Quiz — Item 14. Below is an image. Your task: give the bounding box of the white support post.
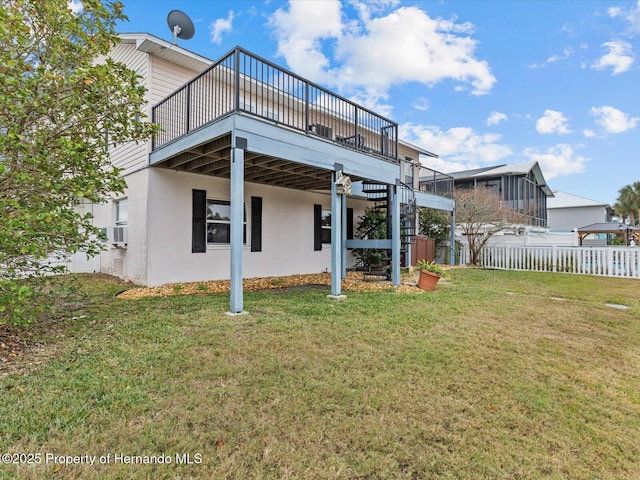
[229,145,245,315]
[391,182,401,286]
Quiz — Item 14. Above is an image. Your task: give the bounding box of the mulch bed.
[117,271,425,299]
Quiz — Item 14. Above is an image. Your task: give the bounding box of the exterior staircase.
[359,180,417,279]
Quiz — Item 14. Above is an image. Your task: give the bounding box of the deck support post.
[341,194,347,279]
[391,181,401,286]
[328,167,345,299]
[449,209,456,265]
[229,144,245,314]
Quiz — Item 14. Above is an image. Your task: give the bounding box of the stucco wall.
[141,168,369,286]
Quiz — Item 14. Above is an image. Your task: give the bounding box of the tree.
[454,188,522,265]
[418,207,450,241]
[616,184,639,226]
[0,0,157,324]
[352,206,388,271]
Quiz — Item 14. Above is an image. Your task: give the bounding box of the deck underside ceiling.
[151,131,371,191]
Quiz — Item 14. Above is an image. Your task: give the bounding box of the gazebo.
[577,222,640,246]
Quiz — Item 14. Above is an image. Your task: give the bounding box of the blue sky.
[113,0,640,205]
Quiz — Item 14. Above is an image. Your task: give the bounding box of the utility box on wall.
[411,235,435,265]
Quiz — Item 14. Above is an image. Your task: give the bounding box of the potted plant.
[416,260,446,290]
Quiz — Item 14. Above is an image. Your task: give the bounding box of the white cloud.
[523,144,588,179]
[607,7,622,18]
[536,110,572,135]
[591,106,639,133]
[413,97,429,112]
[583,129,596,138]
[67,0,83,13]
[486,111,507,126]
[591,40,634,75]
[400,123,512,172]
[210,10,234,44]
[608,0,640,35]
[349,0,401,23]
[268,2,496,110]
[269,1,343,83]
[547,47,574,64]
[529,47,576,69]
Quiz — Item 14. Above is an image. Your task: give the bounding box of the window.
[115,198,128,225]
[321,209,331,244]
[206,199,246,244]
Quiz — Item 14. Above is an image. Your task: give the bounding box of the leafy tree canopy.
[418,207,450,241]
[0,0,157,324]
[614,182,640,226]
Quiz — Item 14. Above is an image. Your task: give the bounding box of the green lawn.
[1,269,639,479]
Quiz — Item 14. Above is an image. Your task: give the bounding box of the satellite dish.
[167,10,194,45]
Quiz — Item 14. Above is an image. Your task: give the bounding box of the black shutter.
[192,189,206,253]
[251,196,262,252]
[347,208,354,240]
[314,204,322,251]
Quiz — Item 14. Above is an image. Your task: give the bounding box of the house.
[547,190,612,232]
[435,161,553,228]
[89,33,454,313]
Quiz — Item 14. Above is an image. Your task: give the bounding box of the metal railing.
[152,47,399,161]
[417,165,454,198]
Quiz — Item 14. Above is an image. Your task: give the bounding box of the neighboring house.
[90,33,454,312]
[547,190,612,232]
[436,161,553,228]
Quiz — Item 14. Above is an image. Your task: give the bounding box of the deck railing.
[417,165,454,198]
[460,244,640,279]
[152,47,399,161]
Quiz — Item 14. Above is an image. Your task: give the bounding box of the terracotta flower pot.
[418,269,441,291]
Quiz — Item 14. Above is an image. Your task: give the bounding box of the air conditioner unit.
[100,226,128,248]
[310,124,333,139]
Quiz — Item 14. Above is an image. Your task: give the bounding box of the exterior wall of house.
[148,56,203,105]
[104,44,206,177]
[103,42,151,176]
[548,206,609,232]
[93,170,150,284]
[140,168,369,286]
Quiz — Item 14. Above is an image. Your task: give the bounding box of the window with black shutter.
[251,196,262,252]
[192,189,206,253]
[314,204,322,251]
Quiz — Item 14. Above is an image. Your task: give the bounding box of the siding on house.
[104,43,206,176]
[102,43,151,175]
[149,56,203,105]
[547,191,611,232]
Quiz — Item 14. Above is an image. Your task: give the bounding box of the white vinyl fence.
[460,245,640,279]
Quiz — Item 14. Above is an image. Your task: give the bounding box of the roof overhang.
[118,33,213,72]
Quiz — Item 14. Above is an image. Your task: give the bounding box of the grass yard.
[1,269,639,479]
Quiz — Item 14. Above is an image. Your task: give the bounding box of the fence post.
[607,248,614,276]
[552,245,557,272]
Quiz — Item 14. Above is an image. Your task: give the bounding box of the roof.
[118,33,213,72]
[398,140,438,158]
[447,161,554,196]
[447,165,502,179]
[577,222,640,233]
[548,191,610,209]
